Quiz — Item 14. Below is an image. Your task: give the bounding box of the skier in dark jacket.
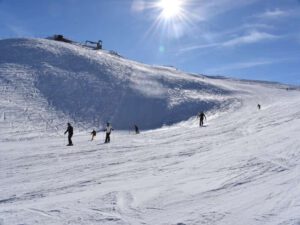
[197,112,207,127]
[90,129,96,141]
[257,104,261,110]
[104,122,113,143]
[64,123,73,146]
[134,124,140,134]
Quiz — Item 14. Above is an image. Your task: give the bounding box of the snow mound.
[0,38,239,131]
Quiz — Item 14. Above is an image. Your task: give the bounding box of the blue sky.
[0,0,299,85]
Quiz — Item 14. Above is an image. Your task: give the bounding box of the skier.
[90,129,96,141]
[104,122,113,143]
[257,104,261,110]
[134,124,140,134]
[64,122,73,146]
[197,111,207,127]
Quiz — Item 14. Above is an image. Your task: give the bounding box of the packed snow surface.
[0,38,300,225]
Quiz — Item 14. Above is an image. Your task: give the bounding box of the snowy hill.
[1,38,300,225]
[0,38,240,133]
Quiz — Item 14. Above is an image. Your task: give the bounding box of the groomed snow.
[0,38,300,225]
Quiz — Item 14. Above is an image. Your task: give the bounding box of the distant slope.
[0,38,240,131]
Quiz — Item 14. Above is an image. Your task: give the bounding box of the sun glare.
[158,0,183,19]
[141,0,193,40]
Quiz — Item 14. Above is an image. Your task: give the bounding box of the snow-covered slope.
[1,38,300,225]
[0,38,239,132]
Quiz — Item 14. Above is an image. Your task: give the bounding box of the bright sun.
[157,0,183,19]
[144,0,190,39]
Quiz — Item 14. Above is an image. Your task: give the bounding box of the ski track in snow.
[0,38,300,225]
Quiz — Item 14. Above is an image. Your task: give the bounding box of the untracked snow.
[0,38,300,225]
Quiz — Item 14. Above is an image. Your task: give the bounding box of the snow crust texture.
[0,38,300,225]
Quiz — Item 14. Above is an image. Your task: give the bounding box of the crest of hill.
[0,38,239,130]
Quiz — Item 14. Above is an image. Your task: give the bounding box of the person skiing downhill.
[104,122,113,143]
[134,124,140,134]
[197,111,207,127]
[257,104,261,110]
[64,123,73,146]
[90,129,96,141]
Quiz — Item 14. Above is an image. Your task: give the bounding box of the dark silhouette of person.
[197,112,207,127]
[104,122,113,143]
[257,104,261,110]
[91,129,96,141]
[64,123,73,146]
[134,125,140,134]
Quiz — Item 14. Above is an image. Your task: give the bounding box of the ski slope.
[1,38,300,225]
[0,38,238,131]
